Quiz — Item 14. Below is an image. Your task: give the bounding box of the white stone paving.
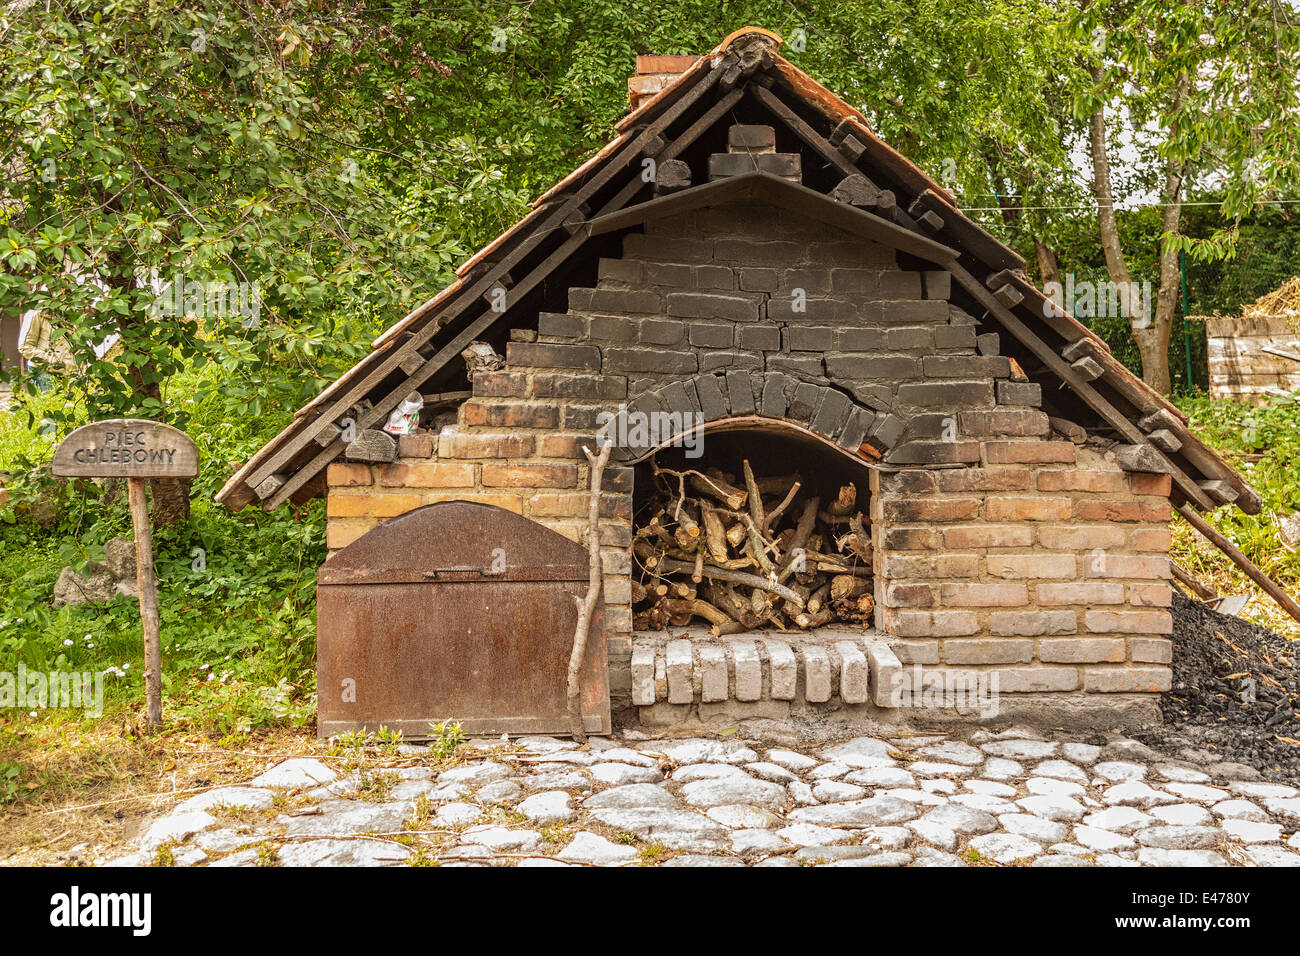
[99,729,1300,867]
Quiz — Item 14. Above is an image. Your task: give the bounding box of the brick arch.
[606,370,888,464]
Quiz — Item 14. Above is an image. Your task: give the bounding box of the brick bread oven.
[219,28,1263,735]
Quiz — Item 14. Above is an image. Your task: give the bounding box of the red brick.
[986,553,1076,579]
[991,667,1079,692]
[1129,472,1172,496]
[941,582,1029,607]
[989,610,1077,636]
[326,519,376,549]
[882,553,982,579]
[1036,470,1125,492]
[327,463,372,487]
[882,497,981,522]
[985,497,1071,522]
[537,433,596,459]
[883,528,944,551]
[942,525,1034,549]
[1082,665,1171,693]
[1129,638,1173,664]
[461,401,560,428]
[377,462,475,488]
[396,433,437,459]
[1084,609,1174,634]
[889,610,980,638]
[326,493,423,518]
[1085,554,1170,580]
[934,467,1031,492]
[1036,582,1124,606]
[958,408,1051,437]
[943,639,1034,665]
[1076,499,1171,522]
[1038,638,1126,663]
[481,462,578,488]
[439,433,535,459]
[1037,525,1127,551]
[984,441,1076,464]
[884,583,934,608]
[1129,527,1172,552]
[472,370,531,398]
[1128,584,1173,607]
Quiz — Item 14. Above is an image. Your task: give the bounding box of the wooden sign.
[52,419,199,729]
[52,419,199,478]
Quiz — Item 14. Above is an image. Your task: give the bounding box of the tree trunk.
[1034,241,1061,288]
[1148,73,1192,397]
[1087,71,1139,326]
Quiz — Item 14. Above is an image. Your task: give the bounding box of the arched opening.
[630,417,876,637]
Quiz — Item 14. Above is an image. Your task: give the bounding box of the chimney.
[628,55,701,110]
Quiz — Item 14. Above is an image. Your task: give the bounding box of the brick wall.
[322,199,1174,715]
[873,445,1173,700]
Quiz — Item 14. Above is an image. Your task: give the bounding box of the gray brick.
[922,270,951,299]
[603,347,697,374]
[507,341,601,370]
[837,328,881,351]
[537,311,585,338]
[738,267,780,292]
[767,353,824,376]
[896,380,995,408]
[688,321,735,348]
[868,413,904,447]
[532,372,627,400]
[787,382,824,423]
[761,373,790,417]
[699,350,763,371]
[997,380,1042,407]
[878,300,949,325]
[644,262,693,287]
[883,326,935,351]
[713,238,805,266]
[887,440,983,464]
[695,265,735,290]
[728,124,776,150]
[976,332,1001,356]
[641,318,687,346]
[767,296,838,322]
[587,288,661,314]
[830,268,880,294]
[879,271,923,298]
[622,234,713,261]
[724,370,756,414]
[825,354,919,380]
[597,257,644,284]
[922,355,1011,378]
[934,324,978,349]
[588,314,640,343]
[628,391,666,418]
[738,324,781,351]
[693,374,729,421]
[666,292,762,322]
[785,326,834,352]
[659,378,701,416]
[812,388,851,436]
[836,406,875,450]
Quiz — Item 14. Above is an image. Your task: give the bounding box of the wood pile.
[632,458,873,635]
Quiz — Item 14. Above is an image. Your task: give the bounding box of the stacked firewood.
[632,458,873,636]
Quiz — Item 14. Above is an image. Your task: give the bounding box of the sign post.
[52,419,199,728]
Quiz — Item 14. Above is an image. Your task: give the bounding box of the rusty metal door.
[317,501,609,738]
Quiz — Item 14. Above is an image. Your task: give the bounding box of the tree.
[0,0,447,523]
[1067,0,1300,394]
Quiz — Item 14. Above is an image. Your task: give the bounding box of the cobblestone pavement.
[103,728,1300,867]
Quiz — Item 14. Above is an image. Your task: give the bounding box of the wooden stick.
[1170,560,1218,601]
[654,556,804,606]
[567,442,611,742]
[128,477,162,729]
[1176,504,1300,625]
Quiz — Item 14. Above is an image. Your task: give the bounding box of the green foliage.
[427,719,466,761]
[1174,393,1300,590]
